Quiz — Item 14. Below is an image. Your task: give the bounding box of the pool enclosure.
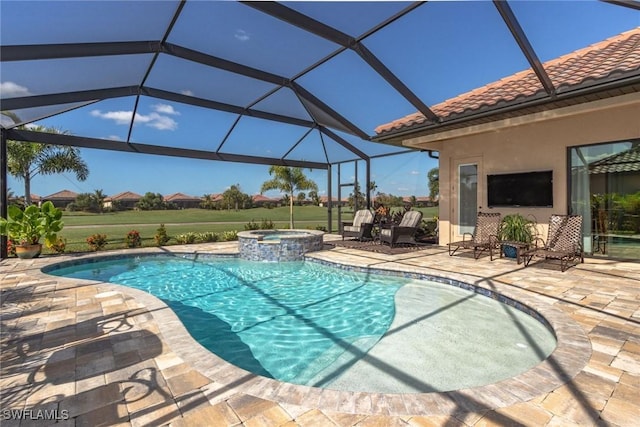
[1,1,639,259]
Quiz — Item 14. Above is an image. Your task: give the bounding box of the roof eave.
[373,73,640,144]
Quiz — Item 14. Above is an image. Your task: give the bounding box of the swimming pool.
[44,254,557,393]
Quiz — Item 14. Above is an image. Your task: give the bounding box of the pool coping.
[34,247,592,417]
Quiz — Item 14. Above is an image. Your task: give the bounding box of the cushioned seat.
[341,209,374,241]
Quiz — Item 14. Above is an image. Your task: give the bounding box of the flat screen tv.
[487,170,553,207]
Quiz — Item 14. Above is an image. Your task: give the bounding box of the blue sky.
[2,1,637,200]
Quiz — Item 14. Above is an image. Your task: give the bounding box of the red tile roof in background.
[376,28,640,135]
[164,192,200,202]
[42,189,78,200]
[105,191,143,201]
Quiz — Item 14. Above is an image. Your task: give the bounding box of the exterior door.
[451,157,482,241]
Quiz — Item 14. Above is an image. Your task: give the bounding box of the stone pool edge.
[35,248,591,417]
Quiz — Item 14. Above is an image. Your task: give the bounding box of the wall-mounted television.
[487,170,553,207]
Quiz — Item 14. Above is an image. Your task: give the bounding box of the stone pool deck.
[1,237,639,426]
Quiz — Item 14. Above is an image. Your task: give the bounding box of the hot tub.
[237,229,324,261]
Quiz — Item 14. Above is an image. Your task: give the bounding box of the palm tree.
[7,126,89,205]
[93,189,106,213]
[261,166,318,229]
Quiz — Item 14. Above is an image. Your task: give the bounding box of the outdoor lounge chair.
[379,210,423,248]
[341,209,374,241]
[448,212,501,260]
[522,214,584,272]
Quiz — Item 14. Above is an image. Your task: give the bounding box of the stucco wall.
[403,94,640,245]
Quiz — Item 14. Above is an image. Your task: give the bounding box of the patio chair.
[341,209,374,241]
[522,214,584,272]
[379,210,423,248]
[448,212,501,260]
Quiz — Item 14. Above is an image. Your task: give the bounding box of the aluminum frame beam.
[5,129,329,170]
[243,1,439,123]
[493,0,556,96]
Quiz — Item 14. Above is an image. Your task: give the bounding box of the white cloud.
[410,170,420,175]
[397,187,409,191]
[152,103,180,115]
[107,135,122,141]
[1,81,31,97]
[234,29,250,42]
[1,114,16,127]
[181,89,194,96]
[90,109,178,131]
[91,109,133,125]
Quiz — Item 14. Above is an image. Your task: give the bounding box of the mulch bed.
[326,239,436,255]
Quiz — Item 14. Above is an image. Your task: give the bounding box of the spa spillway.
[237,229,324,261]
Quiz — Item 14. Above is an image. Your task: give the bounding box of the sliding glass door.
[570,140,640,259]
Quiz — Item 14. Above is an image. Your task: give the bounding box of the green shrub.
[314,225,327,232]
[197,232,219,243]
[221,230,238,241]
[154,224,170,246]
[260,219,275,230]
[244,220,260,231]
[125,230,142,248]
[174,232,198,244]
[87,234,108,251]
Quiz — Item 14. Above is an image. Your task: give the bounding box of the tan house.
[375,29,640,259]
[164,192,202,209]
[104,191,143,210]
[42,190,78,208]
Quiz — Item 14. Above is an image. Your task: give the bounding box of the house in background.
[42,190,78,208]
[164,192,202,209]
[252,194,280,208]
[375,29,640,260]
[104,191,143,210]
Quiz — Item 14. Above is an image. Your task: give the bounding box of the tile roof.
[164,192,201,202]
[106,191,143,201]
[252,194,279,203]
[43,189,78,199]
[375,28,640,136]
[589,144,640,174]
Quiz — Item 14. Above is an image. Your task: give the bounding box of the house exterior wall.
[401,94,640,245]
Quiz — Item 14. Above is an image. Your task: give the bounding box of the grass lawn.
[32,206,439,255]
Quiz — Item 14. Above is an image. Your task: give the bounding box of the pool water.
[46,255,557,392]
[49,256,404,384]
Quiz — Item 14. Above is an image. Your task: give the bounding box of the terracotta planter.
[15,243,42,259]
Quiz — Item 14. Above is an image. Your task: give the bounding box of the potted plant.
[499,214,536,258]
[0,201,64,259]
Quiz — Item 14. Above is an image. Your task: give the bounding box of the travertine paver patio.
[1,237,639,426]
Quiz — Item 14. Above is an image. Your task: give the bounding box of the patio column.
[365,158,371,209]
[1,129,7,259]
[327,164,332,233]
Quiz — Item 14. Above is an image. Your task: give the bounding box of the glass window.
[570,140,640,260]
[459,164,478,235]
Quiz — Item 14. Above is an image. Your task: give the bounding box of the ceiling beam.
[291,82,369,140]
[5,128,328,169]
[163,42,289,86]
[493,0,556,96]
[600,0,640,11]
[352,43,439,123]
[241,1,354,47]
[318,126,370,161]
[2,86,140,110]
[143,87,315,128]
[2,85,317,129]
[244,1,439,125]
[0,41,160,62]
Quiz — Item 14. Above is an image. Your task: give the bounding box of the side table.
[499,241,531,264]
